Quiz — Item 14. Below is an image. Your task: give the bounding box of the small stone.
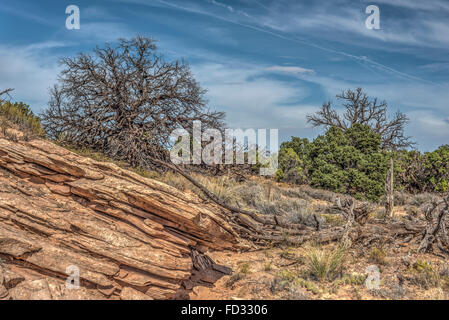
[120,287,153,300]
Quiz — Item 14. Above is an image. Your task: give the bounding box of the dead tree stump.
[385,157,394,219]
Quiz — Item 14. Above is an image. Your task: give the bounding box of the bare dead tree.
[41,36,225,168]
[307,88,414,150]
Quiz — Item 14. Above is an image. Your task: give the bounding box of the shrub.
[368,247,387,265]
[270,277,289,293]
[408,193,435,207]
[423,145,449,192]
[394,191,411,206]
[334,273,366,286]
[278,124,388,201]
[278,269,297,282]
[0,101,45,137]
[276,147,307,184]
[284,204,309,224]
[237,262,251,274]
[287,285,310,300]
[408,260,440,289]
[226,273,244,288]
[264,262,272,272]
[292,278,320,295]
[395,146,449,194]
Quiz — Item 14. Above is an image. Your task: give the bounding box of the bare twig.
[0,88,13,103]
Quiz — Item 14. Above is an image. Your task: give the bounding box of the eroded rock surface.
[0,137,240,300]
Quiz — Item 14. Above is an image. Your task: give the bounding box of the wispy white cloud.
[191,62,313,129]
[1,0,446,150]
[82,6,120,20]
[258,1,449,50]
[0,2,55,26]
[23,41,76,51]
[367,0,449,12]
[114,0,447,148]
[209,0,234,13]
[266,65,315,75]
[208,0,251,18]
[407,110,449,150]
[0,44,61,112]
[420,62,449,72]
[142,0,435,85]
[64,22,135,42]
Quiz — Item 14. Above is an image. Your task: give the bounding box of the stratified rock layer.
[0,137,240,300]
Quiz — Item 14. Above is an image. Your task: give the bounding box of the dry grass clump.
[278,187,312,201]
[236,261,252,274]
[408,260,441,289]
[368,246,388,265]
[264,262,272,271]
[335,273,366,286]
[273,270,320,296]
[321,213,345,226]
[405,205,421,219]
[304,244,347,282]
[1,120,19,142]
[225,273,245,288]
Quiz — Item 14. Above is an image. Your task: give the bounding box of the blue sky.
[1,0,448,151]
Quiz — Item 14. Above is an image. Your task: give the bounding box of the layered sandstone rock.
[0,136,240,300]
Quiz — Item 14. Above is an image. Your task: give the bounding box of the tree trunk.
[385,157,394,219]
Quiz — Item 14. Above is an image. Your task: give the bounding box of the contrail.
[155,0,437,85]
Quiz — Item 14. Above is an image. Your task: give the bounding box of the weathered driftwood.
[159,159,449,257]
[151,153,447,254]
[418,196,449,254]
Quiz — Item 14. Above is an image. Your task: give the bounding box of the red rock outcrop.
[0,136,241,300]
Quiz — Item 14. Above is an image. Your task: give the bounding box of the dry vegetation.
[1,84,448,300]
[0,101,45,138]
[154,172,449,300]
[43,143,449,299]
[1,110,448,300]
